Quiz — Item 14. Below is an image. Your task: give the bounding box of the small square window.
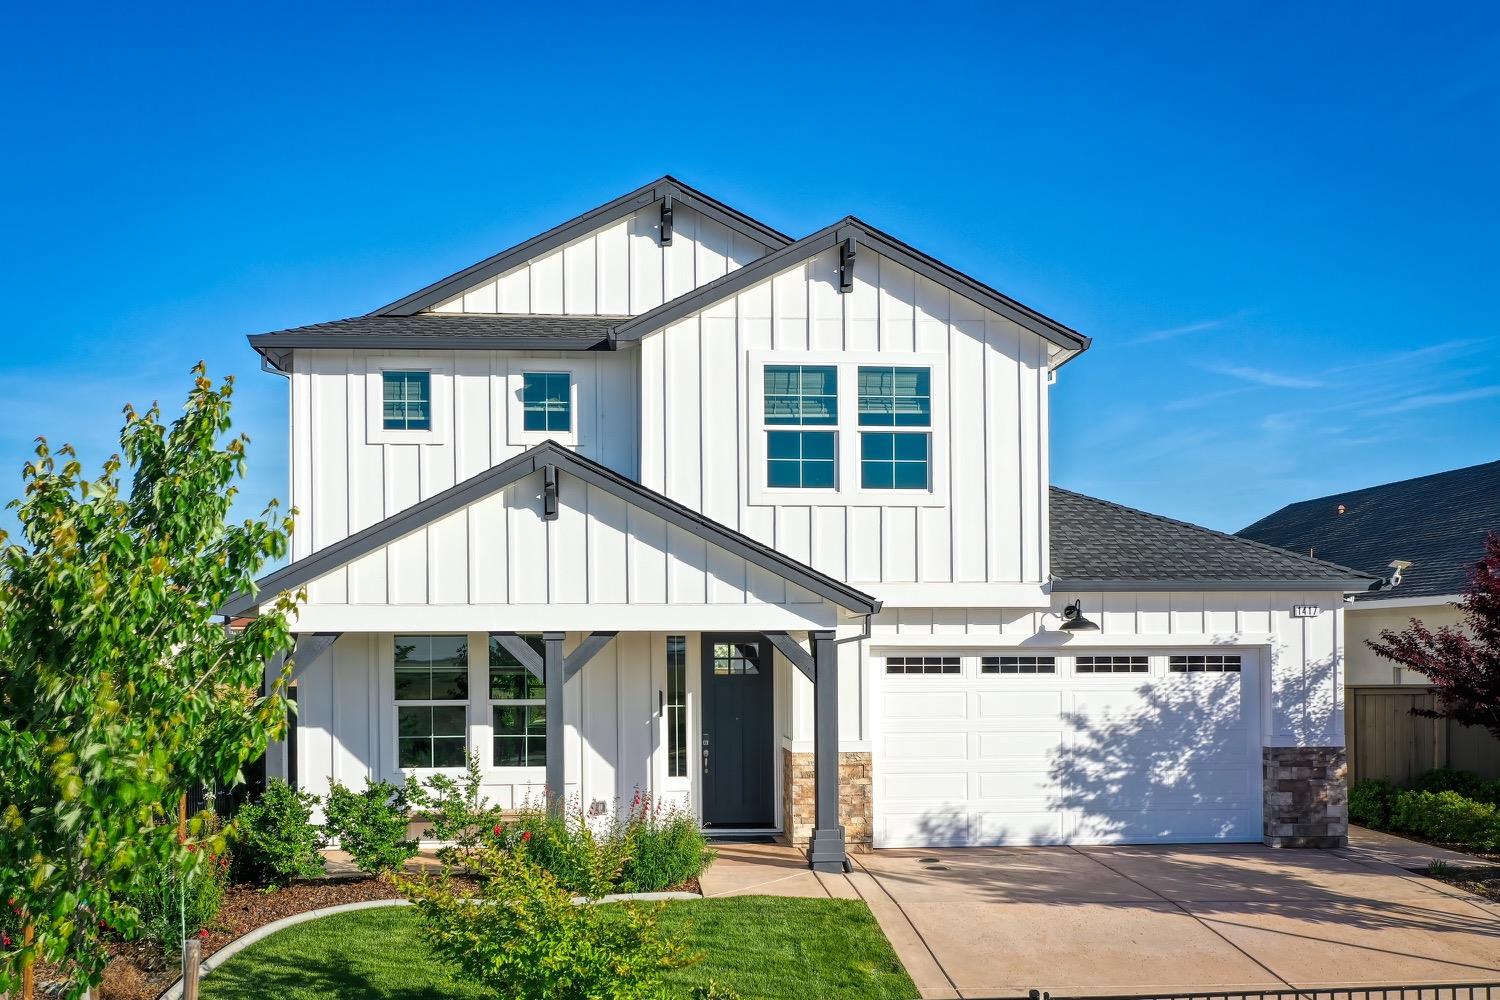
[522,372,572,433]
[382,371,431,431]
[861,431,930,490]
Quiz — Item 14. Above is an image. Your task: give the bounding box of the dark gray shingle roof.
[1238,460,1500,601]
[1051,486,1373,590]
[249,314,623,369]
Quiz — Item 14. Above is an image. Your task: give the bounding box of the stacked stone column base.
[1263,746,1348,848]
[782,750,872,850]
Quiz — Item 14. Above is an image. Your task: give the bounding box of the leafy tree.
[1369,532,1500,739]
[0,366,299,998]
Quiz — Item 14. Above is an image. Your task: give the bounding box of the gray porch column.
[543,631,566,815]
[807,629,846,873]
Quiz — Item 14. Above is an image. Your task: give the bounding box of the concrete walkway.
[699,832,1500,1000]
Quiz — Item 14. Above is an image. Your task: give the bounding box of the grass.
[200,897,916,1000]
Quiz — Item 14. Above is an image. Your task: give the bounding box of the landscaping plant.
[324,778,419,875]
[410,754,504,865]
[618,793,715,893]
[500,797,631,898]
[1350,769,1500,852]
[233,778,326,885]
[395,842,693,1000]
[1348,777,1398,828]
[0,366,299,999]
[122,837,233,956]
[1369,532,1500,739]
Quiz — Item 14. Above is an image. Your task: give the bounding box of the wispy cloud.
[1380,385,1500,414]
[1205,364,1325,389]
[1130,316,1231,346]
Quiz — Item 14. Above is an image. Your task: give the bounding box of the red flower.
[492,824,503,837]
[199,929,209,939]
[2,933,11,947]
[521,831,532,842]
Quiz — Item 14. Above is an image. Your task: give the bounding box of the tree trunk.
[20,922,34,1000]
[182,937,201,1000]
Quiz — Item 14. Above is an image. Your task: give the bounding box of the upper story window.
[382,371,432,431]
[858,366,931,490]
[763,365,837,489]
[522,372,572,433]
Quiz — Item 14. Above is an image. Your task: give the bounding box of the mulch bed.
[39,871,701,1000]
[1423,865,1500,903]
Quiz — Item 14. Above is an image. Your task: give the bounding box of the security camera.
[1388,560,1412,587]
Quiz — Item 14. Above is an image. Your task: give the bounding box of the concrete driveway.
[852,832,1500,999]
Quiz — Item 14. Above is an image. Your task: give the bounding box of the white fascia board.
[869,582,1052,608]
[868,632,1277,650]
[286,603,840,633]
[1351,593,1462,611]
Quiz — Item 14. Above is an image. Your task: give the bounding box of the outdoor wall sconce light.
[1058,600,1100,632]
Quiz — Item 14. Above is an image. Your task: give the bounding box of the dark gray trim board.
[373,176,791,317]
[219,441,881,618]
[611,217,1092,359]
[1052,578,1377,594]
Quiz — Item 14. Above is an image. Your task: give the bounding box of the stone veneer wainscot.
[783,750,872,849]
[1263,746,1348,848]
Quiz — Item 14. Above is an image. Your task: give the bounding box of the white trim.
[364,356,452,445]
[869,583,1051,607]
[504,358,594,448]
[290,604,841,633]
[1352,593,1462,610]
[869,632,1277,650]
[746,350,950,508]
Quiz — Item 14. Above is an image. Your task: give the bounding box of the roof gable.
[221,441,880,618]
[1051,486,1376,591]
[373,177,791,317]
[1238,459,1500,601]
[611,216,1091,361]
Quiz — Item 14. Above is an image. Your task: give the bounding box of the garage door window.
[885,655,959,675]
[981,655,1056,675]
[1170,654,1241,672]
[1075,655,1148,674]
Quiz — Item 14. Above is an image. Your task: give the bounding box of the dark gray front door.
[701,634,775,828]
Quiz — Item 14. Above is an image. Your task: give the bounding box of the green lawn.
[200,897,917,1000]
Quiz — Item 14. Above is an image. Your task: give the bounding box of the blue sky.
[2,2,1496,544]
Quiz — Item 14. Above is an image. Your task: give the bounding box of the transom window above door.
[522,372,572,433]
[712,642,761,675]
[382,371,432,431]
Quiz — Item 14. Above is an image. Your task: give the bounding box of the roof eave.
[1052,577,1379,594]
[248,332,616,372]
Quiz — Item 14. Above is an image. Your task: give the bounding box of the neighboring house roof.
[220,441,882,619]
[611,216,1091,361]
[1050,486,1376,592]
[372,175,791,317]
[249,314,621,371]
[1238,459,1500,603]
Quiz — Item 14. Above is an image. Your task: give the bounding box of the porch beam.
[807,629,846,873]
[543,631,565,815]
[764,631,815,682]
[291,632,341,682]
[563,631,619,682]
[491,632,544,682]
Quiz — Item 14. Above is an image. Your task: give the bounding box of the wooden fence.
[1346,685,1500,786]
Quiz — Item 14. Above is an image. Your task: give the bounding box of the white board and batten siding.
[428,202,769,318]
[867,592,1347,847]
[638,244,1052,602]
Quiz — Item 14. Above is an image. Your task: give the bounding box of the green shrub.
[498,798,630,899]
[1413,767,1500,806]
[1390,789,1500,851]
[395,842,693,1000]
[619,794,715,893]
[233,779,326,885]
[409,754,504,865]
[121,838,232,956]
[1349,778,1398,828]
[690,983,743,1000]
[324,778,419,875]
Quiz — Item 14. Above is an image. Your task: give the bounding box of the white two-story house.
[225,177,1374,871]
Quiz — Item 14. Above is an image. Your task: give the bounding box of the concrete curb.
[155,889,703,999]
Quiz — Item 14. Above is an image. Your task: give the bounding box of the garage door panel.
[875,648,1263,848]
[976,690,1064,718]
[881,691,967,722]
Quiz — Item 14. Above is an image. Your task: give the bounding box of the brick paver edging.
[156,890,701,999]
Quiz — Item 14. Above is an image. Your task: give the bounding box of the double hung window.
[489,635,547,767]
[764,365,837,489]
[395,635,468,768]
[858,366,931,490]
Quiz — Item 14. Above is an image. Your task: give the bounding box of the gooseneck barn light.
[1059,600,1100,632]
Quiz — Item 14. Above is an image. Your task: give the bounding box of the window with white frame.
[1169,654,1242,673]
[521,372,572,433]
[982,655,1056,674]
[858,366,931,489]
[382,371,432,430]
[1074,654,1149,674]
[885,655,960,675]
[489,635,546,767]
[763,364,838,489]
[394,635,468,768]
[666,636,687,778]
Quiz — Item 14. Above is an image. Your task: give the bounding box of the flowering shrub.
[120,828,233,956]
[619,792,714,893]
[409,754,505,865]
[323,778,419,875]
[395,842,693,1000]
[498,798,630,899]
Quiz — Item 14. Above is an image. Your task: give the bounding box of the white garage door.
[873,649,1263,847]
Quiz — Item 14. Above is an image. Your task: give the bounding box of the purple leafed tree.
[1368,533,1500,740]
